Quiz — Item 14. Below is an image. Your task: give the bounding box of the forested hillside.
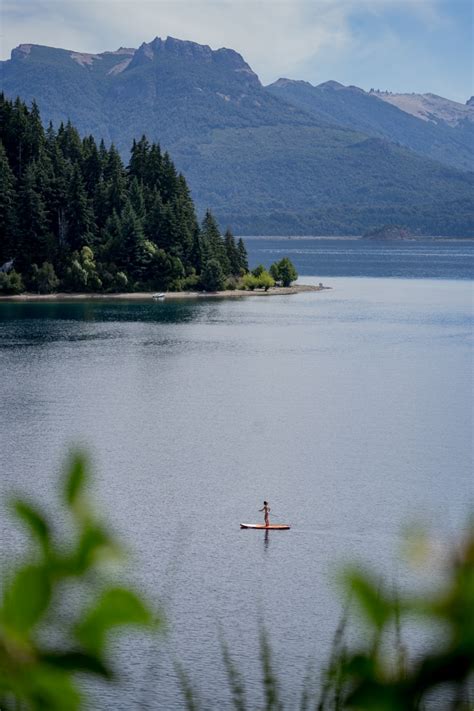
[266,79,474,172]
[0,95,248,294]
[2,38,474,236]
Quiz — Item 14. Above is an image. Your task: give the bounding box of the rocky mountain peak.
[269,78,314,89]
[127,36,260,87]
[11,44,34,61]
[316,80,345,91]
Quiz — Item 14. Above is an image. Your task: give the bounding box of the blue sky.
[2,0,473,102]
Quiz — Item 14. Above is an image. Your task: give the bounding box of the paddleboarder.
[259,500,271,527]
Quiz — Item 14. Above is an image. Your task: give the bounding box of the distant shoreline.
[0,284,329,302]
[239,235,474,242]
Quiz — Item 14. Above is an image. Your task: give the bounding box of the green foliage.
[178,526,474,711]
[327,525,474,710]
[0,451,158,711]
[64,246,102,292]
[269,257,298,287]
[0,96,248,294]
[31,261,59,293]
[224,276,238,290]
[0,269,24,294]
[267,79,474,173]
[241,273,259,291]
[241,270,275,291]
[258,270,275,292]
[252,264,265,278]
[0,444,472,709]
[237,239,249,273]
[201,258,225,291]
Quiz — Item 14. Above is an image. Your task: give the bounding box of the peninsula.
[0,284,328,302]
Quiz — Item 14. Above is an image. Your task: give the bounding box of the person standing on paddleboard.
[259,501,271,527]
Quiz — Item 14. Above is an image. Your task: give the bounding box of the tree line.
[0,95,250,294]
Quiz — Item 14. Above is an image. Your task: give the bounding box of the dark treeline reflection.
[0,300,202,325]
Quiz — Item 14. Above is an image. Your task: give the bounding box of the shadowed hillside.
[2,38,473,236]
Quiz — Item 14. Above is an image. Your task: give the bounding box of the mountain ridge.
[2,37,473,236]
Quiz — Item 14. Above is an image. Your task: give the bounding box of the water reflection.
[0,300,202,325]
[264,529,270,551]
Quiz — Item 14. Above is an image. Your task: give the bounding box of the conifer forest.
[0,95,249,294]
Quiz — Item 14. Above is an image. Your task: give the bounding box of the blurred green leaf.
[40,651,112,678]
[346,680,407,711]
[75,587,155,654]
[73,524,112,574]
[220,633,247,711]
[343,570,391,630]
[12,501,50,552]
[1,448,158,711]
[2,564,51,634]
[26,665,82,711]
[64,451,88,507]
[259,627,283,711]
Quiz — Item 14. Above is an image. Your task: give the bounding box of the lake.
[244,236,474,280]
[1,240,473,708]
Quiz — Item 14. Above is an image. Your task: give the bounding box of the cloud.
[2,0,352,82]
[2,0,471,99]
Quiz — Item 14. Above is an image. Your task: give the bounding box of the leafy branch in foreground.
[0,451,159,711]
[332,524,474,710]
[178,526,473,710]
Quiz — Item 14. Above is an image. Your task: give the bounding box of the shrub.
[241,273,259,290]
[252,264,265,278]
[224,276,238,290]
[257,270,275,292]
[114,271,129,291]
[269,257,298,287]
[201,259,225,291]
[31,262,60,294]
[0,270,24,294]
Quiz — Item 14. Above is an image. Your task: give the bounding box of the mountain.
[2,38,473,236]
[370,90,474,127]
[267,79,474,171]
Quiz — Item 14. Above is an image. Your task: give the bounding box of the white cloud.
[2,0,353,82]
[2,0,468,99]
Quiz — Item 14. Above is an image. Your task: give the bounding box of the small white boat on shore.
[152,293,166,300]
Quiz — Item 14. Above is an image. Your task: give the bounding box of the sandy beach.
[0,284,329,302]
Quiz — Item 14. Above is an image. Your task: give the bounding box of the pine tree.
[66,165,95,251]
[145,143,163,196]
[82,136,102,197]
[128,136,150,184]
[57,120,83,164]
[16,162,50,273]
[117,200,145,274]
[201,210,230,275]
[237,238,249,272]
[104,145,126,215]
[224,229,241,275]
[160,152,178,203]
[1,97,242,293]
[26,100,45,161]
[145,189,164,245]
[0,142,17,264]
[129,176,146,223]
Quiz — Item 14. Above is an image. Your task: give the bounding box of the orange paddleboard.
[240,523,290,530]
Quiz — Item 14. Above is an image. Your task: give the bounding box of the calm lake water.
[1,243,473,708]
[244,236,474,279]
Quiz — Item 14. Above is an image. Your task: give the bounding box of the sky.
[2,0,473,102]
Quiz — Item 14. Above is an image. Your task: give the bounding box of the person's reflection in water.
[264,528,270,551]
